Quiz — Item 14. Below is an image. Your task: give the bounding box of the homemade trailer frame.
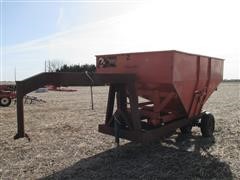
[14,72,207,143]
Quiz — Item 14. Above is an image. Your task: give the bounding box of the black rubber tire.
[201,113,215,137]
[0,97,11,107]
[180,124,192,134]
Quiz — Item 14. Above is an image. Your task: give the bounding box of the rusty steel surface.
[14,73,140,140]
[96,50,224,126]
[14,71,193,143]
[15,50,224,144]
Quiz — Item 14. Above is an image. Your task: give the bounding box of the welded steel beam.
[15,72,136,139]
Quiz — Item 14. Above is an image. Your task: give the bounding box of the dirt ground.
[0,82,239,179]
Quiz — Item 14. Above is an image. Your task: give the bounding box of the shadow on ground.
[41,133,232,180]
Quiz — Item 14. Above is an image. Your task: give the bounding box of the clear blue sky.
[2,1,95,50]
[1,0,239,81]
[3,1,133,45]
[3,2,61,45]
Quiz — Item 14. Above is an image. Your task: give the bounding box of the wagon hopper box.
[14,50,223,144]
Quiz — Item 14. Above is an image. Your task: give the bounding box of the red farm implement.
[0,85,16,107]
[45,85,77,92]
[14,50,223,144]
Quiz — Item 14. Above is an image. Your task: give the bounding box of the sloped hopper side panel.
[96,51,186,124]
[96,51,174,84]
[173,52,224,118]
[96,50,224,124]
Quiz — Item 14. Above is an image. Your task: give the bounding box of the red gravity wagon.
[14,50,223,144]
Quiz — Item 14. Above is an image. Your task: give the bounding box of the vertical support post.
[127,83,141,130]
[14,82,25,139]
[116,84,127,112]
[90,86,94,110]
[114,115,120,147]
[116,83,131,128]
[105,84,116,124]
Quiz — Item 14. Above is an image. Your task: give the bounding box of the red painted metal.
[96,50,224,126]
[0,85,16,99]
[0,85,16,107]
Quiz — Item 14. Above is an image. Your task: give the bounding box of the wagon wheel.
[180,124,192,134]
[201,113,215,137]
[0,97,12,107]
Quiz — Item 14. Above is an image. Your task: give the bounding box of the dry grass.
[0,83,239,179]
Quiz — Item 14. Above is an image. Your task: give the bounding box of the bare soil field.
[0,82,239,179]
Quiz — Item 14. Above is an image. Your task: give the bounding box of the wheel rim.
[1,98,10,105]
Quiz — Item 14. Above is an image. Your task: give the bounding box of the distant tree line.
[45,60,96,73]
[223,79,240,82]
[45,60,64,72]
[56,64,96,72]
